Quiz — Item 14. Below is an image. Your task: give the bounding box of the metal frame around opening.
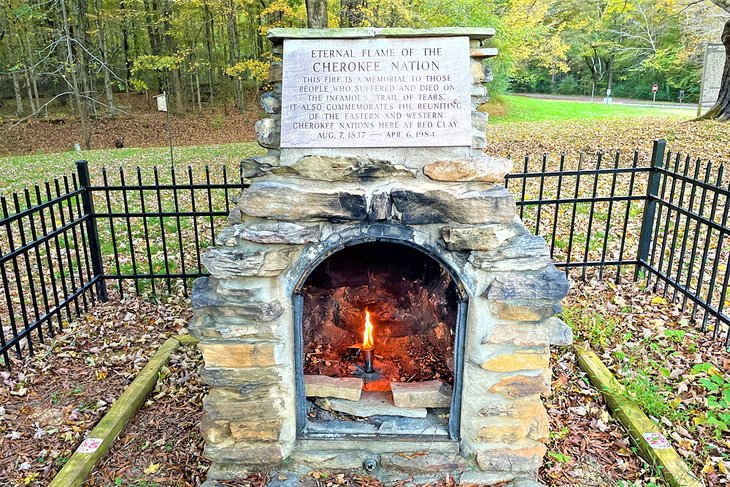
[292,237,468,440]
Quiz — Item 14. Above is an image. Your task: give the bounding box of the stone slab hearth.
[191,27,571,486]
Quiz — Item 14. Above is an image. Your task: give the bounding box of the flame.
[362,310,375,350]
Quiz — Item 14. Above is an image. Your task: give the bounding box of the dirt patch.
[0,93,259,157]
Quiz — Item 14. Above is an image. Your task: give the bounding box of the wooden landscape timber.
[575,346,703,487]
[48,335,200,487]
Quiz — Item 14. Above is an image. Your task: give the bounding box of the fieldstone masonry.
[191,27,571,485]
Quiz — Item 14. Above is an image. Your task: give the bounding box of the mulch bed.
[540,347,664,486]
[0,292,191,486]
[85,344,209,486]
[565,275,730,485]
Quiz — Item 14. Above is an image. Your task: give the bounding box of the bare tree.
[701,1,730,120]
[60,0,92,149]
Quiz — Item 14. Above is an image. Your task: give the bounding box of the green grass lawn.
[0,95,693,194]
[485,94,691,124]
[0,142,262,194]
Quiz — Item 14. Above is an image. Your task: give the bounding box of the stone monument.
[192,27,571,486]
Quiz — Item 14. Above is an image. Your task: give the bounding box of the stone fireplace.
[191,27,572,485]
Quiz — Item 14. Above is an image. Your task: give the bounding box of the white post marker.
[155,92,168,112]
[652,83,658,102]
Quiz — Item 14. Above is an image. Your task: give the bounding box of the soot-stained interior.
[302,242,459,386]
[299,242,460,437]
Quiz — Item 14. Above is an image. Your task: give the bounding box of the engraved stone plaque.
[280,37,472,148]
[700,44,726,106]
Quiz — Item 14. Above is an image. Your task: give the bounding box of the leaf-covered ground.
[2,110,730,487]
[0,94,258,158]
[485,116,730,164]
[0,292,195,486]
[564,276,730,485]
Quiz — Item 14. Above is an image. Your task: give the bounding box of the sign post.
[154,91,174,165]
[652,84,658,102]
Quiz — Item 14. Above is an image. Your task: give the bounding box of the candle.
[362,310,375,373]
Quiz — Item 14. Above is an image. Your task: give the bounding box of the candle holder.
[362,348,375,373]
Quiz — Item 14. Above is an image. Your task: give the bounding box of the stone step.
[297,438,459,455]
[306,414,449,437]
[290,449,469,477]
[325,391,427,418]
[304,375,363,401]
[391,380,452,408]
[380,451,468,475]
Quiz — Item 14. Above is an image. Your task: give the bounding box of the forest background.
[0,0,728,149]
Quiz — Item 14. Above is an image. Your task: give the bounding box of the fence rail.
[1,140,729,367]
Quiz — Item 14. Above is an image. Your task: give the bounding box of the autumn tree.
[1,0,727,143]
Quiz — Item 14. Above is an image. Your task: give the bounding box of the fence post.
[636,139,666,279]
[76,160,108,302]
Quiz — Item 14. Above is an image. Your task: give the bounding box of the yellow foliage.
[497,0,570,77]
[24,473,40,485]
[226,59,269,82]
[258,0,306,34]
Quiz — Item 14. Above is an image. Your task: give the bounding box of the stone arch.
[288,222,469,439]
[287,222,472,301]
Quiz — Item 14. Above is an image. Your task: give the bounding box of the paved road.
[519,93,697,110]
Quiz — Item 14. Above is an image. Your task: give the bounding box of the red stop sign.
[652,84,659,93]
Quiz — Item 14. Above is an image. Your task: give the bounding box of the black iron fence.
[1,139,729,366]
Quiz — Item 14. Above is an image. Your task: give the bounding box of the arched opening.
[293,240,467,440]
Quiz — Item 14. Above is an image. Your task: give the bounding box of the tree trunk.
[173,69,184,112]
[24,70,37,115]
[700,19,730,121]
[60,0,92,149]
[24,32,41,111]
[15,35,37,116]
[72,0,93,115]
[306,0,328,28]
[227,0,245,111]
[144,0,160,55]
[606,58,614,94]
[203,0,215,106]
[340,0,364,27]
[11,71,24,117]
[121,1,132,86]
[195,69,202,111]
[95,0,116,115]
[143,0,162,91]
